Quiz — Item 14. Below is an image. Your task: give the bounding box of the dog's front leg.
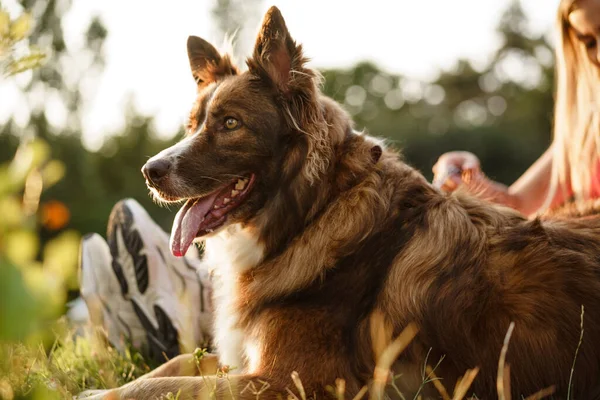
[76,353,220,399]
[80,375,280,400]
[138,352,220,379]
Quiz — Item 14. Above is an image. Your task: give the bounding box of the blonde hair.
[548,0,600,208]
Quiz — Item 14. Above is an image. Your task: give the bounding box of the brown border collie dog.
[95,6,600,400]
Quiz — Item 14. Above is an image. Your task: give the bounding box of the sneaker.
[79,198,214,363]
[79,233,149,352]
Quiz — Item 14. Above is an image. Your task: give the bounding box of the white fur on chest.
[200,224,265,372]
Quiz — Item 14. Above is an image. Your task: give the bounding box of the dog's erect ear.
[249,7,330,184]
[187,36,237,87]
[248,6,307,94]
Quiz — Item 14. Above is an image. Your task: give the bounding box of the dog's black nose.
[142,159,172,185]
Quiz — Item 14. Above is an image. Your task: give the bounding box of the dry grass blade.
[425,366,451,400]
[336,378,346,400]
[425,365,450,400]
[524,386,556,400]
[452,368,479,400]
[567,305,585,400]
[290,371,307,400]
[497,322,515,400]
[370,311,393,362]
[241,379,271,398]
[352,386,369,400]
[502,365,511,400]
[453,376,463,397]
[370,319,419,400]
[286,387,300,400]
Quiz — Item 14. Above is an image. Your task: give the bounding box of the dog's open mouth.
[170,174,256,257]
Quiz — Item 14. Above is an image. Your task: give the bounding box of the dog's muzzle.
[142,158,172,187]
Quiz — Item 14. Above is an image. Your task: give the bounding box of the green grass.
[0,318,155,399]
[1,316,564,400]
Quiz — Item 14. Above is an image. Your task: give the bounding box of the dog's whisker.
[220,173,247,179]
[199,175,226,183]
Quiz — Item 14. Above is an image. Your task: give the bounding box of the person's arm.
[506,147,565,215]
[434,147,569,216]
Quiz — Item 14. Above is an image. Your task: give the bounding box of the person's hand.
[432,151,482,192]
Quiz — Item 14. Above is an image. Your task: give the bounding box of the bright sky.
[0,0,561,151]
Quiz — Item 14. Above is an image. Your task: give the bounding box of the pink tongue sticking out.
[170,191,220,257]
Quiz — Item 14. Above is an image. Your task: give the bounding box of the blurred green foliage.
[0,137,80,344]
[0,4,79,345]
[0,9,45,76]
[0,6,73,400]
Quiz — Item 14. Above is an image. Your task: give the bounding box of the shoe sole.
[79,233,148,351]
[107,199,181,362]
[107,201,149,295]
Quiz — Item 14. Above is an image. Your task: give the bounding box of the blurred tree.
[19,0,106,129]
[0,1,177,236]
[211,0,263,58]
[0,0,559,240]
[1,0,112,239]
[321,0,555,186]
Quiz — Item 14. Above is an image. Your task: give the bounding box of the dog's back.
[378,192,600,397]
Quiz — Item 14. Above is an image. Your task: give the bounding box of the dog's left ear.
[248,6,307,95]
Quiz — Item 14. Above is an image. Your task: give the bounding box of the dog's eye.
[224,117,239,130]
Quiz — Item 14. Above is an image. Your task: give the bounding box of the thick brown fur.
[95,6,600,400]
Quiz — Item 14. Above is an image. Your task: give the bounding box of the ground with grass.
[0,317,560,400]
[0,319,155,400]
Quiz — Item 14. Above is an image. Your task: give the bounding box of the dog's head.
[142,6,348,257]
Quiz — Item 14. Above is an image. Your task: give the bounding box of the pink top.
[554,162,600,207]
[591,162,600,198]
